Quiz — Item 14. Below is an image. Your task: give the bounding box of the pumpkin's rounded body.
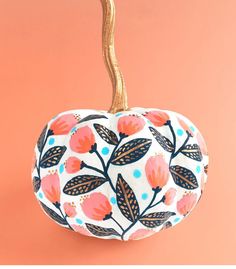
[32,108,208,240]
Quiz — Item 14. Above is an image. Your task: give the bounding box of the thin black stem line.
[105,136,124,173]
[121,188,161,240]
[94,149,107,172]
[172,133,191,159]
[110,216,125,233]
[82,163,104,175]
[149,196,165,209]
[167,121,176,151]
[57,204,74,231]
[92,137,124,194]
[167,121,191,166]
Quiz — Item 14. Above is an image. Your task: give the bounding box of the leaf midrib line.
[112,140,151,162]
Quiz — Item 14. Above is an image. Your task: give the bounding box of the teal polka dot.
[142,193,148,200]
[76,218,83,225]
[133,169,141,179]
[177,129,184,136]
[190,126,195,132]
[147,120,153,125]
[115,112,122,117]
[102,147,109,155]
[59,164,64,174]
[38,192,43,199]
[174,217,180,223]
[110,197,117,204]
[71,127,77,133]
[48,137,55,145]
[196,165,201,173]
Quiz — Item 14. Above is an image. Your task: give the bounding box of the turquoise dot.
[59,164,64,174]
[115,112,122,117]
[147,120,153,125]
[133,169,141,179]
[174,217,181,223]
[76,218,83,225]
[190,126,195,132]
[102,147,109,155]
[38,192,43,199]
[110,197,117,204]
[48,137,55,145]
[71,127,77,133]
[141,193,148,200]
[177,129,184,136]
[196,165,201,173]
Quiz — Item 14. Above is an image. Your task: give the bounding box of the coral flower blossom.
[70,126,95,153]
[117,115,145,136]
[71,225,91,236]
[81,192,112,221]
[63,202,77,217]
[145,155,169,191]
[65,157,82,173]
[164,188,177,205]
[177,193,198,216]
[178,118,194,137]
[196,132,208,155]
[41,173,61,204]
[50,114,79,135]
[144,110,169,127]
[129,229,155,240]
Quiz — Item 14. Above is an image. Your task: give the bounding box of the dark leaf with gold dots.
[33,176,41,193]
[63,175,107,195]
[149,126,174,152]
[37,125,48,152]
[140,212,176,228]
[79,114,108,124]
[40,146,67,168]
[85,223,120,237]
[180,144,203,161]
[40,202,67,225]
[170,165,199,189]
[94,123,119,145]
[116,173,140,222]
[111,138,152,165]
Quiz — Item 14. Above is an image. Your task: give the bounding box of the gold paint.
[170,169,197,188]
[100,0,128,113]
[112,140,151,163]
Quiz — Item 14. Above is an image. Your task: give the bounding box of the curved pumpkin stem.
[100,0,128,114]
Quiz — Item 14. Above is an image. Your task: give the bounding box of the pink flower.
[145,155,169,191]
[178,118,194,137]
[50,114,79,135]
[81,192,112,221]
[65,157,82,173]
[144,110,169,127]
[70,126,95,153]
[164,188,177,205]
[177,193,198,216]
[118,115,145,136]
[196,132,208,155]
[129,229,155,240]
[71,225,91,236]
[41,173,60,204]
[63,202,77,217]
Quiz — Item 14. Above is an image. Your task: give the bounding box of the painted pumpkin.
[32,108,208,240]
[32,0,209,241]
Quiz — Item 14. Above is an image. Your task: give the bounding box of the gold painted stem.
[100,0,128,114]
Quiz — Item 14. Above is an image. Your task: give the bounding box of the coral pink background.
[0,0,235,265]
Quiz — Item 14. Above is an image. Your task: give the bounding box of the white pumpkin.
[32,107,208,240]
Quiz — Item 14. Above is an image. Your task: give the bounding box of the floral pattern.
[32,108,209,240]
